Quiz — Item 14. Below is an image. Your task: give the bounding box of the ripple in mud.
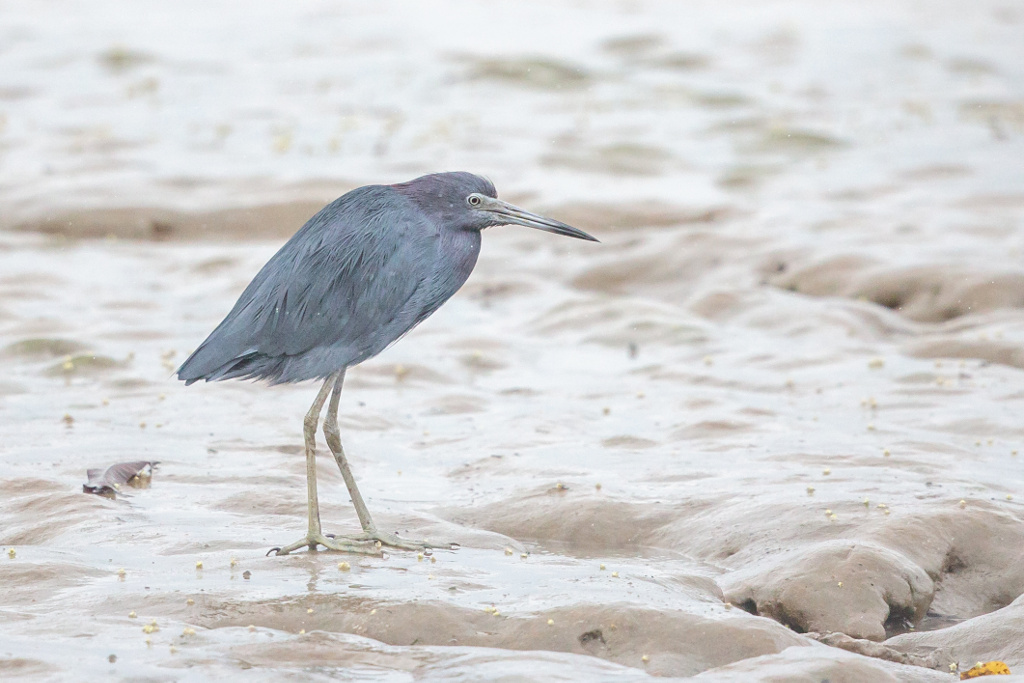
[747,127,846,156]
[461,55,591,90]
[1,338,89,359]
[43,353,129,377]
[200,597,804,677]
[771,258,1024,323]
[541,142,673,176]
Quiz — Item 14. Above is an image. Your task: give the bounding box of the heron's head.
[394,172,598,242]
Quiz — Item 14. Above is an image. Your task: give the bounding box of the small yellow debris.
[960,661,1011,679]
[145,638,151,647]
[950,663,958,671]
[142,623,159,634]
[642,655,649,663]
[987,439,994,446]
[338,561,350,571]
[806,486,815,495]
[703,356,713,366]
[430,556,436,563]
[600,564,606,571]
[484,606,496,614]
[595,483,602,491]
[493,610,501,617]
[838,581,843,587]
[504,547,513,556]
[307,608,313,614]
[128,611,137,619]
[823,468,831,475]
[960,499,967,509]
[182,627,195,637]
[863,498,870,507]
[169,646,178,654]
[975,440,982,447]
[867,358,884,369]
[195,561,203,569]
[117,568,126,579]
[417,553,424,562]
[866,424,876,431]
[824,509,832,516]
[883,449,891,457]
[299,629,305,635]
[520,552,528,559]
[427,574,434,580]
[230,557,237,567]
[63,414,74,425]
[63,359,74,371]
[877,503,888,509]
[611,571,619,578]
[248,625,256,632]
[370,609,377,615]
[547,619,554,625]
[186,598,194,606]
[830,513,839,521]
[1007,495,1014,501]
[394,364,408,379]
[7,548,15,559]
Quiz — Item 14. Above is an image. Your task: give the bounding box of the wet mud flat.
[3,218,1024,681]
[3,0,1024,680]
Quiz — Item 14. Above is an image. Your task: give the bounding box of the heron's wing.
[178,186,436,383]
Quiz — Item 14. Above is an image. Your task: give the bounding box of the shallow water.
[2,0,1024,680]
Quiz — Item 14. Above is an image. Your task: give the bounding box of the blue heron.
[177,172,598,555]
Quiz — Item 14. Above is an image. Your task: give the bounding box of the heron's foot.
[335,529,436,553]
[268,531,382,557]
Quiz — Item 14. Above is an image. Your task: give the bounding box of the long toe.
[269,532,382,556]
[341,530,440,553]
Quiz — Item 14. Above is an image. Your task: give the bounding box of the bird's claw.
[269,531,382,557]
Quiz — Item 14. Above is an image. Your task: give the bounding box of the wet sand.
[2,0,1024,680]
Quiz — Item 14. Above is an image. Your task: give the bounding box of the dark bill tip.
[479,197,599,243]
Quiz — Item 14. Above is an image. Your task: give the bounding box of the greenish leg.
[270,372,380,557]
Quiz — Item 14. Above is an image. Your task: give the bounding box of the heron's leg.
[323,370,431,552]
[270,373,379,557]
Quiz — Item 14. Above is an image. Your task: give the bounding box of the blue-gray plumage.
[177,172,597,556]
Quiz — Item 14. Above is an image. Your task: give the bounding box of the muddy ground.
[2,0,1024,680]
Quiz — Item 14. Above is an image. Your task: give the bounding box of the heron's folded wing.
[178,187,435,381]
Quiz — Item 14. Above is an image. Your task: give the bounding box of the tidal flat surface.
[2,0,1024,680]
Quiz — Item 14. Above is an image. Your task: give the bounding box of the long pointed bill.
[478,196,599,242]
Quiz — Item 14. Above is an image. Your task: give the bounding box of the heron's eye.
[467,194,482,207]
